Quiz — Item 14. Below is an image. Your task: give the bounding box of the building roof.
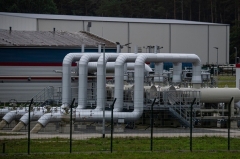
[0,12,229,26]
[0,29,116,48]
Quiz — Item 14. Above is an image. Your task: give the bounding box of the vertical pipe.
[134,46,138,53]
[117,45,121,53]
[81,44,85,53]
[190,98,196,152]
[70,98,75,153]
[111,98,117,153]
[98,45,102,53]
[128,22,130,53]
[102,44,106,138]
[154,45,157,53]
[151,98,156,152]
[28,98,33,155]
[228,97,233,151]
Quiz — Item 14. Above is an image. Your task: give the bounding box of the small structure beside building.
[0,29,117,102]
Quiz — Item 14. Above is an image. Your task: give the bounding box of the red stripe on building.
[0,62,77,66]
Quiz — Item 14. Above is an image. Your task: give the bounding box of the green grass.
[216,75,236,88]
[1,151,240,159]
[1,136,240,158]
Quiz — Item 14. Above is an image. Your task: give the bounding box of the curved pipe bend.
[0,108,28,129]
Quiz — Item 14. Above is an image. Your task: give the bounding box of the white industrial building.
[0,12,230,65]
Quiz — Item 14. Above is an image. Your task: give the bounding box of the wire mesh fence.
[1,96,240,154]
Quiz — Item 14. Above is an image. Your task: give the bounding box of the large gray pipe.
[12,107,47,132]
[87,62,152,73]
[62,53,84,108]
[31,53,201,132]
[114,53,143,112]
[134,53,202,112]
[154,63,164,83]
[96,53,120,110]
[78,53,101,109]
[172,62,182,83]
[0,107,11,118]
[0,108,28,130]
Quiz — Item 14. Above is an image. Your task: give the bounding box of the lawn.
[216,75,236,88]
[1,137,240,158]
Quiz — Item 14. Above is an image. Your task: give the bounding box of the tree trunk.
[211,0,213,22]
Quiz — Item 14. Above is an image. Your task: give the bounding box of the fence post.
[110,98,117,153]
[190,98,196,152]
[228,97,233,151]
[150,98,156,152]
[70,98,75,153]
[27,98,33,155]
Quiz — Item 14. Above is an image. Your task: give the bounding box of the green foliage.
[1,136,240,153]
[0,0,57,14]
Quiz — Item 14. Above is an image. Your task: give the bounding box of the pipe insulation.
[0,107,12,118]
[0,108,28,129]
[172,62,182,83]
[62,53,84,107]
[87,62,153,73]
[154,62,164,83]
[96,53,120,110]
[31,53,202,132]
[114,53,147,112]
[198,88,240,103]
[12,107,47,132]
[133,53,202,115]
[77,53,101,109]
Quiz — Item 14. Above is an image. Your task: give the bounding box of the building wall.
[88,21,128,49]
[0,14,230,65]
[0,15,36,31]
[0,47,116,103]
[38,19,84,32]
[129,23,169,53]
[0,82,78,103]
[171,24,209,64]
[209,25,229,65]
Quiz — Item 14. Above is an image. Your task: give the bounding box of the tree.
[0,0,57,14]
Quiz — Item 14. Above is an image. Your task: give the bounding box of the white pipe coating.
[0,108,28,129]
[78,53,101,109]
[96,53,120,110]
[154,63,164,83]
[114,53,144,112]
[62,53,84,107]
[12,108,46,132]
[133,53,202,114]
[31,53,202,131]
[0,107,12,118]
[16,107,46,125]
[172,62,182,83]
[87,62,152,73]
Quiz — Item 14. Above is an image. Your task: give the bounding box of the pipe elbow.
[37,112,62,127]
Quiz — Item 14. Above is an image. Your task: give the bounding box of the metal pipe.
[12,107,47,132]
[31,53,202,132]
[133,53,202,115]
[0,108,29,129]
[87,62,152,73]
[77,53,101,109]
[62,53,84,108]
